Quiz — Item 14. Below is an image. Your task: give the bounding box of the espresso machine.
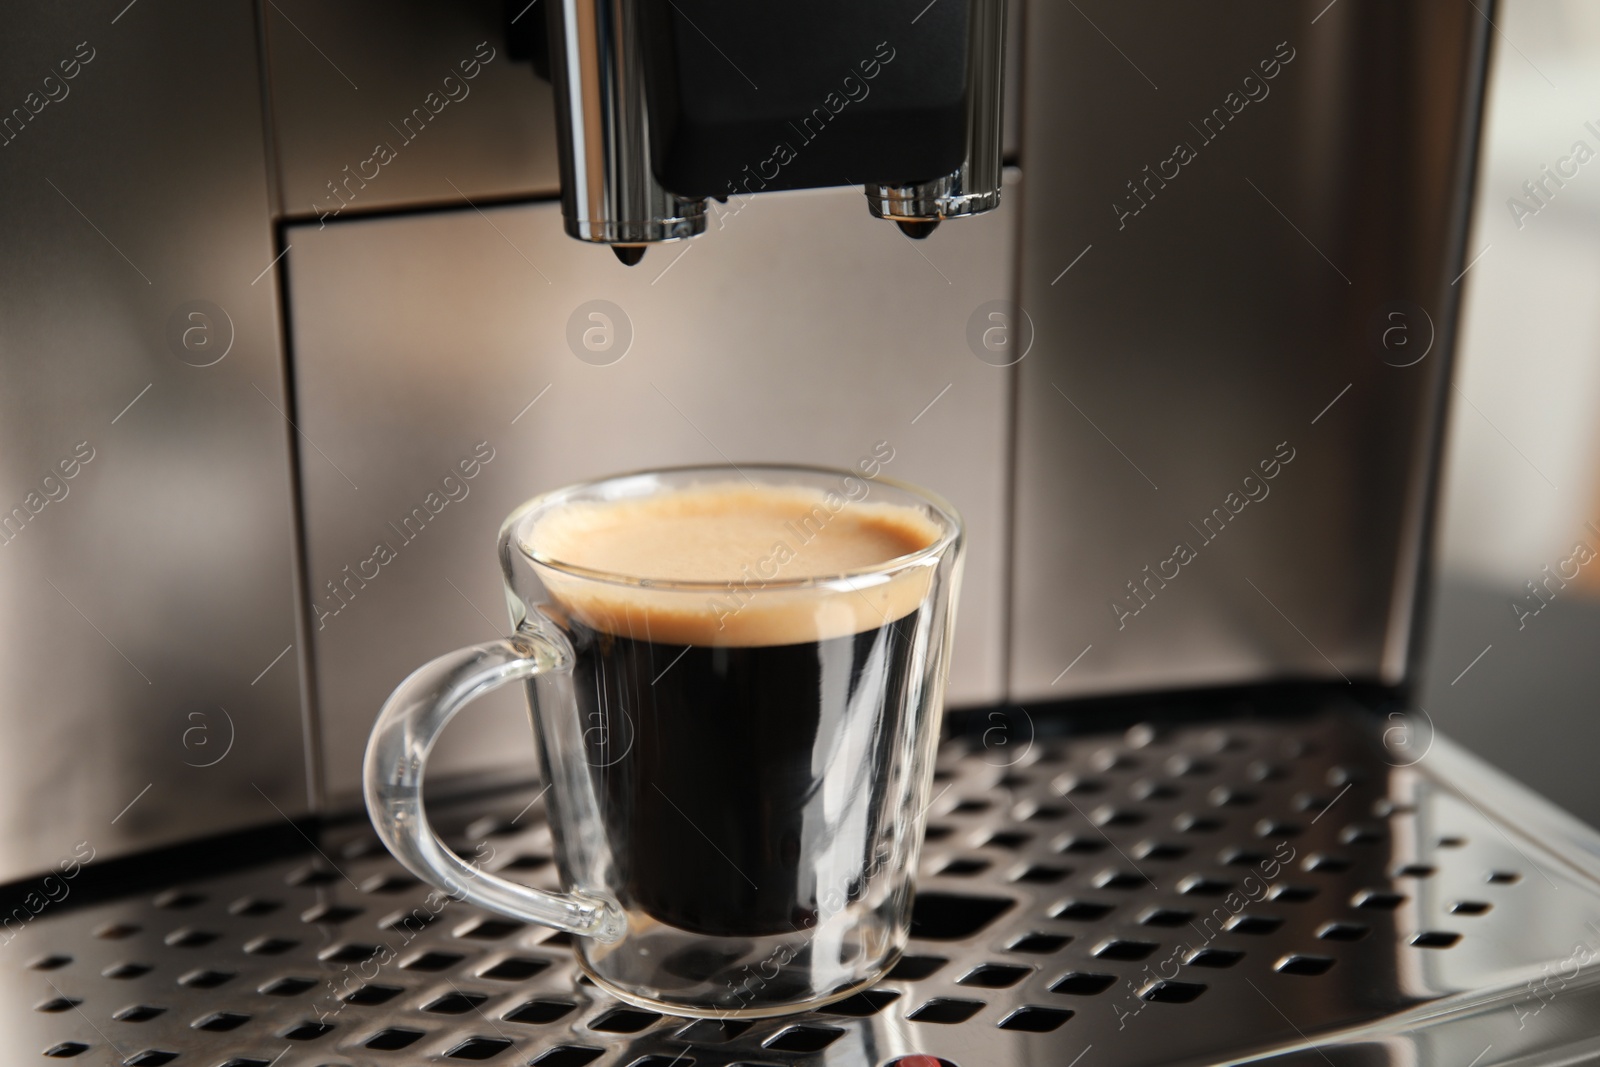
[5,0,1600,1062]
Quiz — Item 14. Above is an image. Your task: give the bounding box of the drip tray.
[8,703,1600,1066]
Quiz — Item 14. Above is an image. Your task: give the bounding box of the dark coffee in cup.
[532,484,939,937]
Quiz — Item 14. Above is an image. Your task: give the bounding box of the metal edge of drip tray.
[6,698,1600,1067]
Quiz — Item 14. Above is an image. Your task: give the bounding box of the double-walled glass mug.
[364,464,964,1017]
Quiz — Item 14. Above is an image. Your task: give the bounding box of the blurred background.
[1419,0,1600,828]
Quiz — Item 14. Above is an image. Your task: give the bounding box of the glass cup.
[364,464,964,1017]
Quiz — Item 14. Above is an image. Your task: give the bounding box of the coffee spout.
[896,220,941,240]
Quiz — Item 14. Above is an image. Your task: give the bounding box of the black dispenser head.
[541,0,1007,257]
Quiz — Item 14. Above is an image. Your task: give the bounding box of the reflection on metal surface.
[6,706,1600,1065]
[263,0,563,217]
[0,0,309,882]
[544,0,708,249]
[1009,0,1491,700]
[865,0,1008,228]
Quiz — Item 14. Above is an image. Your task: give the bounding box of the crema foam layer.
[528,482,943,647]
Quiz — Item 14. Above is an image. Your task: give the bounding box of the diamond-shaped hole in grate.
[589,1007,662,1033]
[481,956,550,980]
[427,991,488,1015]
[1096,870,1146,890]
[1141,980,1207,1003]
[343,983,404,1006]
[506,999,577,1024]
[764,1024,845,1051]
[363,873,422,893]
[1270,884,1318,903]
[998,1006,1074,1032]
[113,1004,166,1022]
[939,857,991,876]
[1340,825,1383,845]
[1276,954,1336,976]
[1008,933,1070,954]
[302,903,363,924]
[532,1048,603,1066]
[460,918,526,940]
[1057,836,1109,854]
[1095,939,1159,961]
[1141,908,1195,927]
[957,964,1032,988]
[244,936,299,956]
[321,942,381,963]
[228,897,281,917]
[1412,931,1463,948]
[1221,848,1268,867]
[180,972,235,991]
[1317,922,1370,942]
[96,923,140,939]
[1053,900,1114,921]
[259,976,315,996]
[1179,876,1232,897]
[104,962,153,979]
[366,1027,427,1050]
[911,892,1014,939]
[194,1011,252,1032]
[125,1053,179,1067]
[283,1020,335,1040]
[405,950,466,972]
[1050,972,1115,995]
[448,1037,515,1060]
[887,955,947,980]
[1186,948,1243,968]
[44,1043,89,1058]
[165,928,219,948]
[907,997,986,1024]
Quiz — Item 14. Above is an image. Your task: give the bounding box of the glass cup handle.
[363,630,626,943]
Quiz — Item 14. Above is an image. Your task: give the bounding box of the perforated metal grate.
[8,705,1600,1066]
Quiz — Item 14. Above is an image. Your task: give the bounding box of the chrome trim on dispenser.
[546,0,708,248]
[866,0,1007,224]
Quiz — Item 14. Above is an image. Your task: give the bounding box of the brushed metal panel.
[287,177,1017,802]
[264,0,561,219]
[1009,2,1488,700]
[0,0,308,879]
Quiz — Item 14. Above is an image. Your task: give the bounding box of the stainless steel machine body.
[9,1,1594,1065]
